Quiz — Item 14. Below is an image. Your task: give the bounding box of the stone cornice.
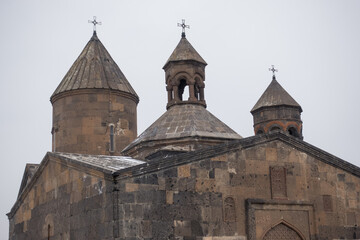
[50,88,139,104]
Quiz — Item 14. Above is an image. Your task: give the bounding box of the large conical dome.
[50,32,139,155]
[51,32,138,102]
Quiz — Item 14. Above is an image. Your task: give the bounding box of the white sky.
[1,0,360,238]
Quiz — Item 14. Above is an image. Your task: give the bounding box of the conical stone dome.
[251,76,301,112]
[251,76,303,139]
[51,32,139,155]
[51,32,138,102]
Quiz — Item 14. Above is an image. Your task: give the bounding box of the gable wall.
[8,157,115,240]
[116,140,360,240]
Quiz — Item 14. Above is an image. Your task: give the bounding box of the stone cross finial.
[269,65,278,78]
[88,16,102,33]
[177,19,190,38]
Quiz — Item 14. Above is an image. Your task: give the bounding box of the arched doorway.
[263,223,304,240]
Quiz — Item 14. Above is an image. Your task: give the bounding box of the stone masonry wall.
[116,140,360,240]
[8,156,115,240]
[52,89,137,155]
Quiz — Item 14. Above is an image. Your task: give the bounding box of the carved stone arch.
[223,196,236,222]
[286,125,299,138]
[173,72,194,101]
[172,72,192,86]
[167,72,191,102]
[269,125,282,132]
[262,220,305,240]
[194,74,204,85]
[265,121,286,133]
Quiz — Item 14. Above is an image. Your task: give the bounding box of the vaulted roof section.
[51,32,138,102]
[251,77,302,113]
[163,37,207,69]
[123,104,241,153]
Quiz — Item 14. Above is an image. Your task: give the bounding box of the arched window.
[256,129,264,135]
[109,124,115,152]
[287,127,299,137]
[270,126,281,132]
[223,197,236,222]
[194,83,200,100]
[178,79,189,101]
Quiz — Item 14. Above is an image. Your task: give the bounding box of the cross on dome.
[269,65,278,79]
[177,19,190,38]
[88,16,102,33]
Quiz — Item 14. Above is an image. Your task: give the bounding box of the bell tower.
[163,20,207,109]
[251,66,303,139]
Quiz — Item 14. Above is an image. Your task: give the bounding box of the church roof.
[251,76,302,112]
[51,32,138,102]
[53,152,145,173]
[163,37,207,69]
[123,104,242,152]
[118,132,360,181]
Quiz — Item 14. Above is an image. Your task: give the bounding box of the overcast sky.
[1,0,360,238]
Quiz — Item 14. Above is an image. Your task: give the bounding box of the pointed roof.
[51,32,138,102]
[163,37,207,69]
[123,104,241,153]
[251,76,302,113]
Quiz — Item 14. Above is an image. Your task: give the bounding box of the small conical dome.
[163,37,207,69]
[251,76,302,113]
[251,76,303,139]
[51,32,138,102]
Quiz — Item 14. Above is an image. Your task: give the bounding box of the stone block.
[125,183,139,192]
[178,165,191,178]
[166,191,174,204]
[211,155,227,162]
[265,148,277,161]
[174,220,191,237]
[195,179,216,192]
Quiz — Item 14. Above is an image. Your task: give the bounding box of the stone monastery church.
[7,22,360,240]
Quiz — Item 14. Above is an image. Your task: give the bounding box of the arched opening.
[223,197,236,222]
[269,126,281,132]
[256,130,264,135]
[194,83,200,100]
[287,127,299,137]
[263,222,304,240]
[178,79,189,101]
